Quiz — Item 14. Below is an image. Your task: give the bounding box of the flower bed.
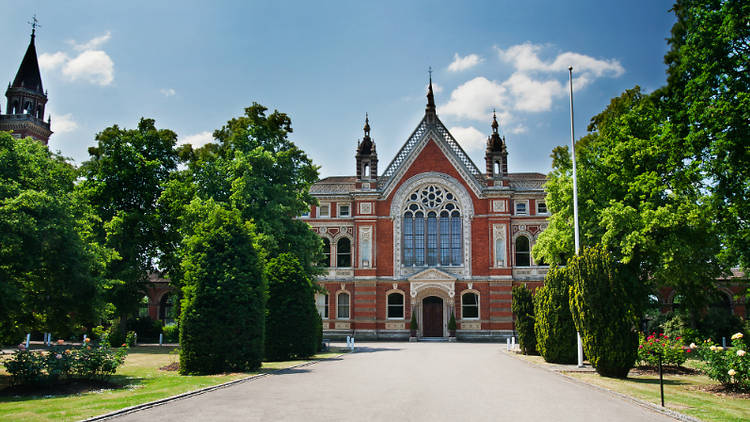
[694,332,749,390]
[3,339,128,386]
[637,332,688,367]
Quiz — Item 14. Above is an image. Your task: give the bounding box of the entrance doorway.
[422,296,444,337]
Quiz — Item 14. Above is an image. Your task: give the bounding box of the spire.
[491,109,499,133]
[426,66,436,115]
[356,113,378,181]
[487,111,504,152]
[363,112,370,138]
[12,18,44,94]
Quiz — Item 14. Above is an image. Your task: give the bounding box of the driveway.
[115,342,676,422]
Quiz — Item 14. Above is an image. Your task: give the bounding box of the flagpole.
[569,66,584,368]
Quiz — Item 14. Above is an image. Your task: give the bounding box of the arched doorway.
[422,296,444,337]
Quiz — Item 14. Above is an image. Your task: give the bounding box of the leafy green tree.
[662,0,750,271]
[534,266,577,364]
[179,200,265,374]
[180,104,322,272]
[569,245,639,378]
[78,119,178,320]
[511,284,536,355]
[264,253,318,361]
[0,133,109,343]
[533,87,722,318]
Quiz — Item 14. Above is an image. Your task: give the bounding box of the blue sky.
[1,1,676,177]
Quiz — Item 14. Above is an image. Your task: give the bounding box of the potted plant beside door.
[409,312,418,341]
[448,310,457,341]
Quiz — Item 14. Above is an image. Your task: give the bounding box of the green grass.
[0,346,344,421]
[509,352,749,422]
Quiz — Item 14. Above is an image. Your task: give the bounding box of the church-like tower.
[0,23,53,144]
[356,113,378,182]
[485,111,508,180]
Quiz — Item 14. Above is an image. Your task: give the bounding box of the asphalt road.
[114,342,676,422]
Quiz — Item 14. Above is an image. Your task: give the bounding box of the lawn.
[0,345,343,421]
[511,352,749,422]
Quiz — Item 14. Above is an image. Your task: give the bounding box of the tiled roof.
[310,176,357,194]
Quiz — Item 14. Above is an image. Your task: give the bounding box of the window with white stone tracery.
[402,184,462,266]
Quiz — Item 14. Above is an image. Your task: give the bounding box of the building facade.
[0,26,53,144]
[305,81,550,341]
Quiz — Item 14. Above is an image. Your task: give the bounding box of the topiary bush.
[264,253,319,361]
[534,265,577,363]
[512,284,536,355]
[568,244,638,378]
[179,201,266,374]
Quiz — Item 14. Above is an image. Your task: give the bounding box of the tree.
[569,245,639,378]
[78,119,178,320]
[534,266,577,364]
[264,253,318,361]
[511,284,536,355]
[533,87,723,318]
[662,0,750,271]
[0,133,109,344]
[179,200,265,374]
[181,103,322,272]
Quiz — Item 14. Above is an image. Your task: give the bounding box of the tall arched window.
[321,238,331,267]
[402,185,462,266]
[462,292,479,319]
[515,236,530,266]
[337,292,350,319]
[387,292,404,319]
[337,238,351,267]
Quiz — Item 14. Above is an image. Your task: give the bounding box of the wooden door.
[422,296,443,337]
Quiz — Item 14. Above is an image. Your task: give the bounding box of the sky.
[1,1,677,177]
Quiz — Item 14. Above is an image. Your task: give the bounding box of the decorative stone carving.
[493,224,507,267]
[359,202,372,215]
[334,322,350,330]
[492,199,506,212]
[461,322,481,330]
[385,322,404,330]
[359,226,373,268]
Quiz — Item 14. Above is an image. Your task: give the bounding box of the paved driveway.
[116,342,676,422]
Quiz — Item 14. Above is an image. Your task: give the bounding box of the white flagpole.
[569,66,584,368]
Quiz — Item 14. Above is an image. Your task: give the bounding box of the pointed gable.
[377,115,486,198]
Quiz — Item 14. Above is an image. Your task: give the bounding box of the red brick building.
[305,81,549,341]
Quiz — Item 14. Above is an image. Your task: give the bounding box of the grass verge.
[0,346,344,422]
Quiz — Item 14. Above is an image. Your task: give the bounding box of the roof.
[310,176,357,195]
[11,34,44,94]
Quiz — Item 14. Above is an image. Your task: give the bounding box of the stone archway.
[408,268,456,338]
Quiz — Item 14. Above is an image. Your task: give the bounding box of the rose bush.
[695,332,749,389]
[637,332,688,367]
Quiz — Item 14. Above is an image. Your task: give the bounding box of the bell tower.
[356,113,378,185]
[485,111,508,181]
[0,17,53,144]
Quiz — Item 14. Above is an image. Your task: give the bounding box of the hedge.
[534,265,577,364]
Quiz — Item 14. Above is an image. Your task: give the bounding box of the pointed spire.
[11,19,44,94]
[426,66,436,114]
[487,110,504,152]
[363,112,370,138]
[491,109,499,133]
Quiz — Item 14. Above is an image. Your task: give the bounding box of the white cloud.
[502,72,565,112]
[447,53,484,72]
[62,50,114,86]
[39,52,69,71]
[449,126,486,153]
[70,31,111,51]
[160,88,176,97]
[40,33,115,86]
[495,42,624,77]
[179,131,213,148]
[439,77,509,121]
[509,125,527,135]
[51,113,78,133]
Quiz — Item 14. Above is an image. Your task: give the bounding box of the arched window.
[494,161,500,175]
[337,292,350,319]
[515,236,530,266]
[337,238,351,267]
[159,293,178,324]
[321,238,331,267]
[363,163,370,177]
[402,184,462,266]
[462,292,479,319]
[387,292,404,319]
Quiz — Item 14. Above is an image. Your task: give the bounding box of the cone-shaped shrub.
[265,253,319,361]
[511,284,536,354]
[534,265,577,363]
[179,201,265,374]
[568,244,638,378]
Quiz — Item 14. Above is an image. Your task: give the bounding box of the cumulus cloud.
[439,77,509,121]
[50,113,78,133]
[495,42,624,77]
[39,32,115,86]
[503,72,564,112]
[449,126,486,153]
[160,88,176,97]
[179,131,214,148]
[447,53,483,72]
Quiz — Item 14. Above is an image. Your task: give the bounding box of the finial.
[426,66,436,113]
[28,15,40,39]
[363,113,370,137]
[491,109,499,132]
[428,66,433,83]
